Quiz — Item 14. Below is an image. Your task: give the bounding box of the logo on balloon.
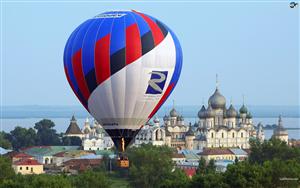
[146,71,168,94]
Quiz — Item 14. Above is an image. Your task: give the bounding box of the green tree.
[196,157,206,174]
[0,156,15,183]
[0,131,12,149]
[127,144,185,188]
[71,170,110,188]
[9,126,37,150]
[34,119,60,146]
[191,172,228,188]
[160,168,190,188]
[206,159,216,173]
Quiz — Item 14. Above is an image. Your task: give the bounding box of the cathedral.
[134,83,263,150]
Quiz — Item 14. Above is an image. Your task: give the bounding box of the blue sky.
[2,1,299,106]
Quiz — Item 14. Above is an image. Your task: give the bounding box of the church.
[134,81,264,150]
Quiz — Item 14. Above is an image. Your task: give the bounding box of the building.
[62,159,101,174]
[194,82,256,149]
[65,116,84,139]
[273,115,289,143]
[81,118,114,150]
[134,117,166,146]
[12,158,44,175]
[198,148,236,161]
[256,122,265,142]
[64,116,114,150]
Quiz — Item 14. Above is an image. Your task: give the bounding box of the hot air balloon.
[63,10,182,167]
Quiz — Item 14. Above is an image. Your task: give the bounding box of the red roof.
[14,158,42,166]
[200,148,233,155]
[63,159,101,171]
[12,152,33,159]
[182,168,196,177]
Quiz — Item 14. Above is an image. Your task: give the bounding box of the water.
[1,117,299,139]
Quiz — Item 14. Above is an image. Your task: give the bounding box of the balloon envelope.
[64,10,182,151]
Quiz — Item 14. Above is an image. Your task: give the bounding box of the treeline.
[0,119,81,150]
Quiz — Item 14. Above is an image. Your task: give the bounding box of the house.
[52,150,95,166]
[172,153,186,164]
[62,159,101,174]
[5,151,34,163]
[12,158,44,175]
[229,148,248,161]
[198,148,235,161]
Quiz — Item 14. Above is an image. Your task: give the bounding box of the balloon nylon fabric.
[64,10,182,150]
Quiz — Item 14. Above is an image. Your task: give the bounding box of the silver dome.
[227,104,237,118]
[208,88,226,109]
[198,105,206,118]
[205,103,215,118]
[170,108,178,117]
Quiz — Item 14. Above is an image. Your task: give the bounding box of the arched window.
[241,132,244,138]
[222,132,224,138]
[232,132,235,138]
[211,132,214,138]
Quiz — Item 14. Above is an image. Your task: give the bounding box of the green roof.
[22,146,80,157]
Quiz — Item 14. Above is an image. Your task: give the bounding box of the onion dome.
[227,104,237,118]
[246,112,253,119]
[170,108,178,117]
[163,115,169,121]
[239,104,248,114]
[208,88,226,109]
[178,115,184,121]
[205,103,215,118]
[153,116,160,124]
[198,105,206,118]
[83,127,90,134]
[186,126,194,136]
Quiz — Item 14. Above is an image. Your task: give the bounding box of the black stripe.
[156,21,168,37]
[141,31,155,55]
[85,69,98,93]
[110,48,125,75]
[76,89,87,107]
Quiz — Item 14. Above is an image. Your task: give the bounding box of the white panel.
[88,33,177,130]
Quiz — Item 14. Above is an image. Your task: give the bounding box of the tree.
[34,119,60,146]
[70,170,110,188]
[0,157,15,183]
[160,168,190,188]
[196,157,206,174]
[127,144,183,188]
[206,159,216,173]
[0,131,12,149]
[9,126,37,150]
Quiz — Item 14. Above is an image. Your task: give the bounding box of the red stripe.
[64,65,88,110]
[148,83,175,118]
[95,34,111,85]
[126,23,142,65]
[72,49,90,100]
[133,11,164,46]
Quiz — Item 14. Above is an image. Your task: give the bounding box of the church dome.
[170,108,178,117]
[198,105,206,118]
[163,115,169,121]
[239,105,248,114]
[153,117,160,123]
[246,112,253,119]
[205,103,215,118]
[227,104,237,118]
[208,88,226,109]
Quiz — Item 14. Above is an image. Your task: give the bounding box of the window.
[20,167,22,170]
[222,133,224,138]
[211,133,214,138]
[232,133,235,138]
[26,167,29,170]
[31,167,33,172]
[241,133,244,138]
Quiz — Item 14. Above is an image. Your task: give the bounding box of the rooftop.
[199,148,234,156]
[14,158,42,166]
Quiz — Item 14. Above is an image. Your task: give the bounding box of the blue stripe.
[81,19,102,75]
[64,23,87,105]
[130,12,150,36]
[96,17,114,40]
[72,19,94,54]
[110,16,125,55]
[167,25,183,90]
[124,13,136,27]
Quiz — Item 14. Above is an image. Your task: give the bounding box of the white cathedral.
[65,116,114,151]
[134,84,264,150]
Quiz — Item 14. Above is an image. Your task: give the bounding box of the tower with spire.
[273,115,289,143]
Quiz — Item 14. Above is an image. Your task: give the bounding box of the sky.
[1,1,299,107]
